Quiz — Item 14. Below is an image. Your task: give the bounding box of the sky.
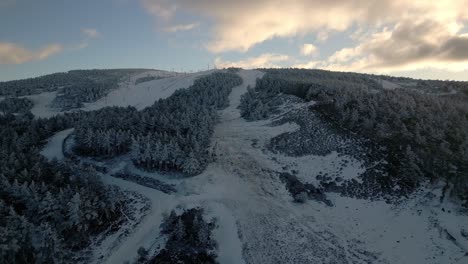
[1,0,468,81]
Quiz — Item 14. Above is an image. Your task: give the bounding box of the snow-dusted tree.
[67,192,83,230]
[182,153,202,175]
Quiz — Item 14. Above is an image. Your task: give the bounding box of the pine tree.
[67,192,82,230]
[182,153,201,175]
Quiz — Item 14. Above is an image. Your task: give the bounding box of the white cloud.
[317,19,468,73]
[293,60,321,69]
[300,44,318,56]
[141,0,176,20]
[0,42,63,65]
[81,28,101,38]
[141,1,468,53]
[140,0,468,75]
[164,23,199,33]
[215,53,290,69]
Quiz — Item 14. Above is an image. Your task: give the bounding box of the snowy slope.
[213,95,468,264]
[380,79,402,90]
[22,91,59,118]
[81,70,214,111]
[40,128,74,160]
[99,163,178,264]
[53,69,468,264]
[25,70,213,118]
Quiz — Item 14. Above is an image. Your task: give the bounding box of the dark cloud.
[441,35,468,60]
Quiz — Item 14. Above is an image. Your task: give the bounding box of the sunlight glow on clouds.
[321,20,468,73]
[142,0,468,75]
[215,53,290,69]
[0,27,100,65]
[300,44,318,56]
[164,23,199,33]
[0,43,63,65]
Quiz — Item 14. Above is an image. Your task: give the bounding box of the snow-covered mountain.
[1,68,467,264]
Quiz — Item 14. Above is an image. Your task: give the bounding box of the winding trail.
[185,70,378,264]
[42,69,468,264]
[99,166,177,264]
[92,69,377,264]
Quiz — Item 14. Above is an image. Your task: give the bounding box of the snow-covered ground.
[98,163,177,264]
[22,91,59,118]
[40,128,74,160]
[25,70,213,119]
[380,79,402,90]
[82,70,214,111]
[44,70,468,264]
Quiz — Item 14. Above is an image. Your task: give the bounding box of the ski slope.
[40,128,74,160]
[49,69,468,264]
[26,70,213,118]
[82,70,214,111]
[22,91,60,118]
[98,162,177,264]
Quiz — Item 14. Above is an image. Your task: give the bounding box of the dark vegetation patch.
[0,70,239,263]
[0,97,34,115]
[73,71,242,175]
[111,172,177,194]
[135,75,165,85]
[0,69,150,110]
[0,110,131,263]
[244,68,468,204]
[279,172,333,206]
[51,70,146,110]
[269,101,401,201]
[137,208,218,264]
[225,67,241,73]
[267,100,351,157]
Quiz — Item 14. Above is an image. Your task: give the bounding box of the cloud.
[143,0,468,52]
[293,60,321,69]
[141,1,468,53]
[215,53,290,69]
[140,1,468,74]
[164,23,199,32]
[141,0,177,20]
[81,28,101,38]
[300,44,318,56]
[316,19,468,73]
[0,42,63,65]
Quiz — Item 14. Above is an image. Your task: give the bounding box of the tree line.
[0,69,150,111]
[245,68,468,202]
[74,71,242,175]
[0,111,129,263]
[0,97,34,115]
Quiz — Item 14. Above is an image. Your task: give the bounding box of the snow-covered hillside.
[24,70,213,118]
[22,91,59,118]
[37,69,468,264]
[81,70,214,111]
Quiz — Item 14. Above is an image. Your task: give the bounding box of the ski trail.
[200,69,380,264]
[43,69,468,264]
[96,161,178,264]
[93,70,256,264]
[91,69,378,263]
